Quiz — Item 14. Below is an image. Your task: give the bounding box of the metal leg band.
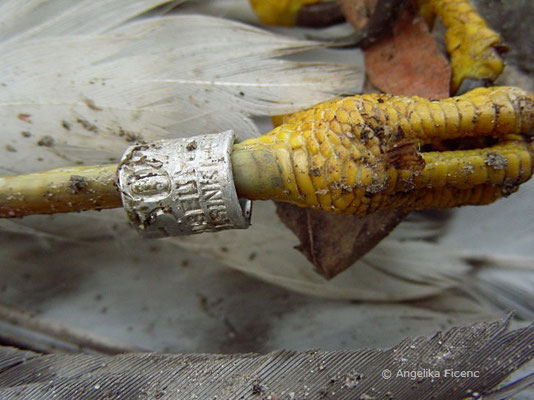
[118,131,251,238]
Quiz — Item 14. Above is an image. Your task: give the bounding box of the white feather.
[178,201,534,319]
[0,0,183,43]
[1,5,363,172]
[1,0,533,319]
[177,201,468,301]
[439,180,534,259]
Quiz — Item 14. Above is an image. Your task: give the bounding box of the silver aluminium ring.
[117,131,252,238]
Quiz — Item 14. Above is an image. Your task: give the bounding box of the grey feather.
[1,0,533,325]
[0,317,533,399]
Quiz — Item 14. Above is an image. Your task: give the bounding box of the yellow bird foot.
[232,86,534,216]
[416,0,506,93]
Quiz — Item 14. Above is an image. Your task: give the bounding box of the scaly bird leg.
[250,0,506,92]
[2,87,533,220]
[232,87,534,216]
[416,0,506,92]
[249,0,321,26]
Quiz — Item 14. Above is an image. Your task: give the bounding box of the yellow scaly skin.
[249,0,320,26]
[232,86,534,216]
[417,0,505,92]
[249,0,504,91]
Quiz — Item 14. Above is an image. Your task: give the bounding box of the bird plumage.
[0,0,533,320]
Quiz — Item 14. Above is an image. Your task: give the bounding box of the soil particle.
[37,135,55,147]
[251,383,263,395]
[463,164,475,175]
[17,113,32,123]
[77,118,98,133]
[485,152,508,170]
[119,128,142,143]
[186,140,197,151]
[69,175,89,194]
[501,179,519,197]
[311,168,321,177]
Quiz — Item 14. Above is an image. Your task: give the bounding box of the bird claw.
[235,87,534,216]
[418,0,506,93]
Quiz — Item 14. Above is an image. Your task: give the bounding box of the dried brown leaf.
[364,9,451,99]
[276,202,408,279]
[274,3,451,280]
